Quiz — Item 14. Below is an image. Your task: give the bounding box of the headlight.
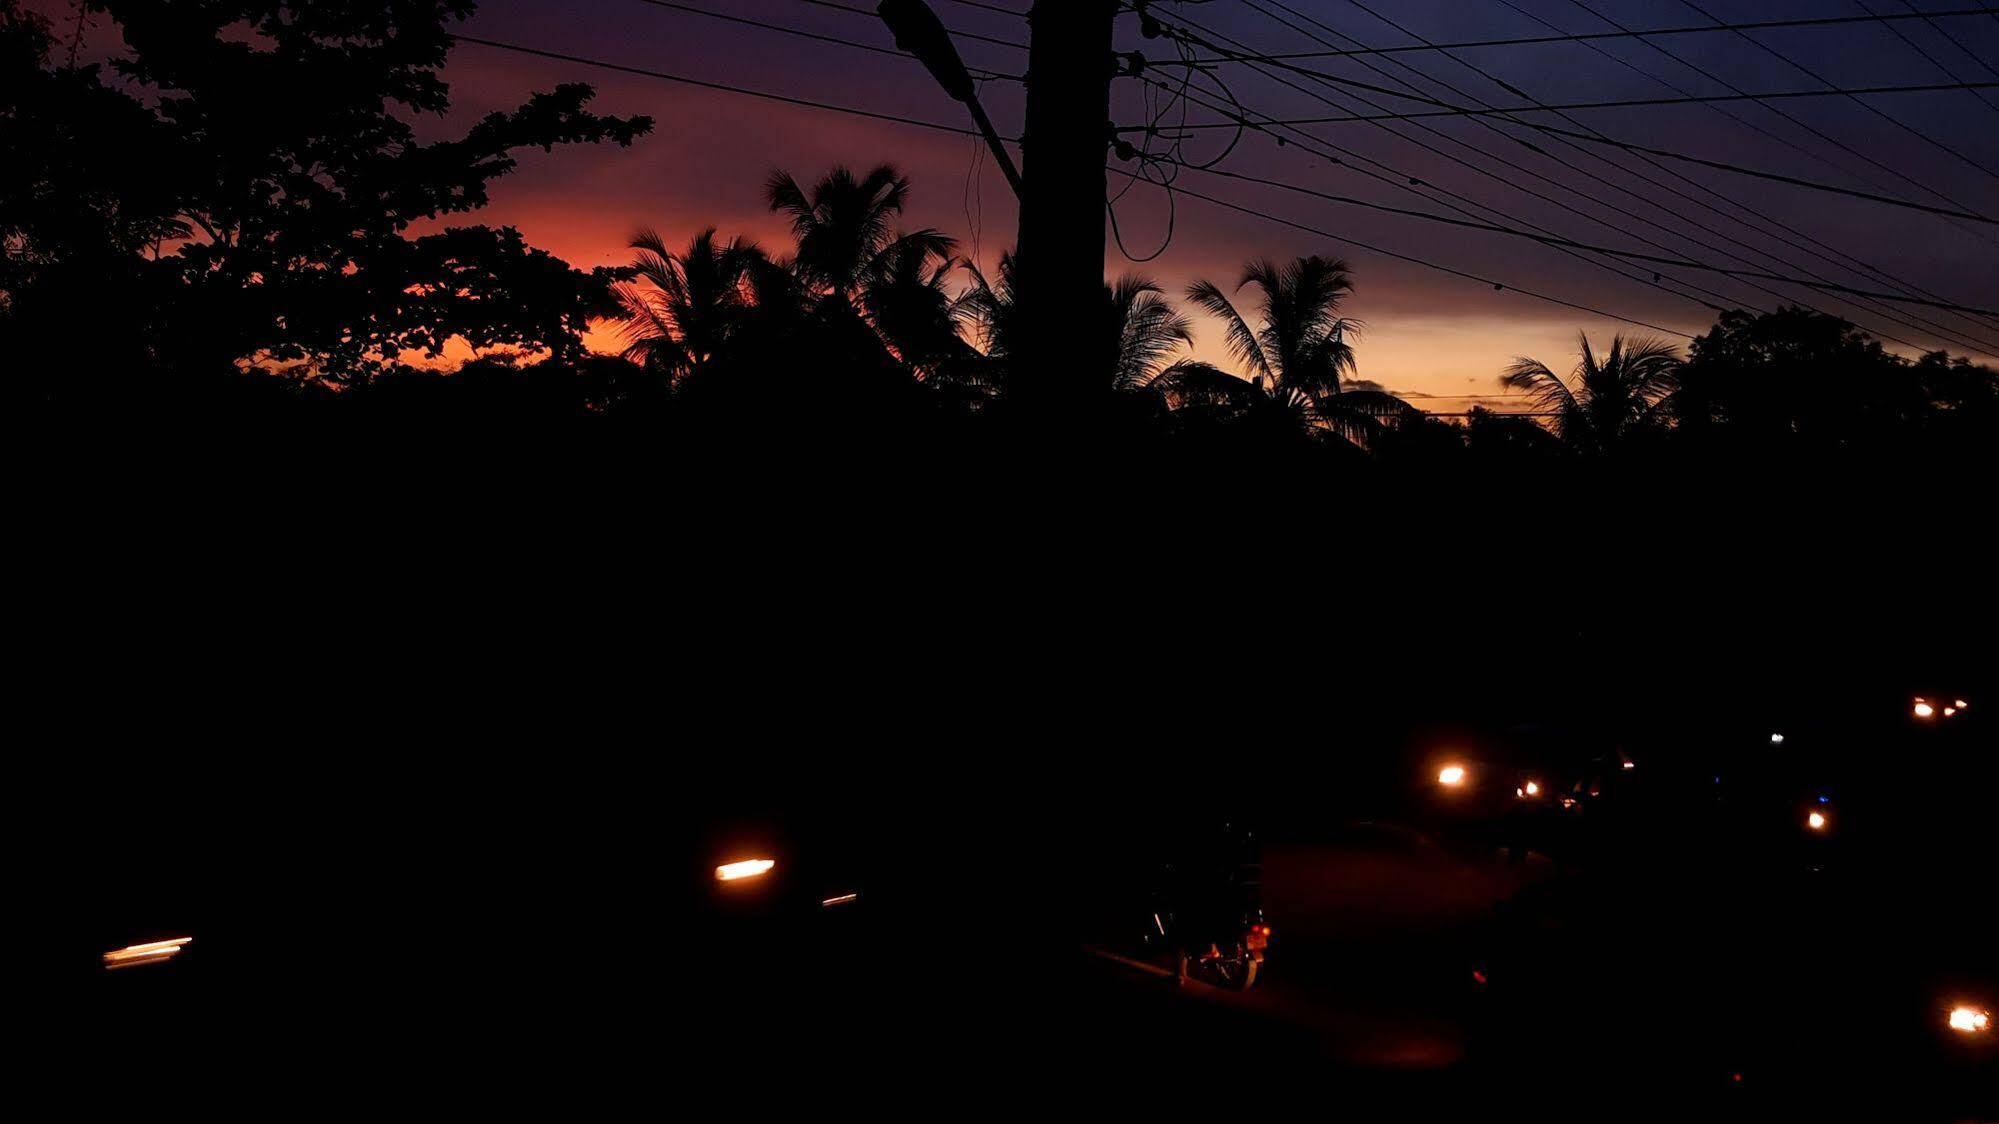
[1948,1006,1990,1034]
[103,936,192,970]
[715,858,776,882]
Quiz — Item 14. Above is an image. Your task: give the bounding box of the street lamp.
[879,0,1023,198]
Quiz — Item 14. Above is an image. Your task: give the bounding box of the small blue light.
[1817,795,1831,804]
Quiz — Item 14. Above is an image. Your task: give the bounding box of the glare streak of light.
[1947,1006,1990,1033]
[716,858,776,881]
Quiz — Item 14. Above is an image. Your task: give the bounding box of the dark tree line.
[6,0,1993,475]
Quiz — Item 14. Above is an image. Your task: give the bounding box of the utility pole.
[1012,0,1120,416]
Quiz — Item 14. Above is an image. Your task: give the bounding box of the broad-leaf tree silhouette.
[2,0,650,400]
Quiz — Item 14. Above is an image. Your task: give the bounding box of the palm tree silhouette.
[612,227,764,383]
[1186,257,1408,445]
[765,165,955,309]
[862,237,974,376]
[1502,332,1682,452]
[956,253,1196,392]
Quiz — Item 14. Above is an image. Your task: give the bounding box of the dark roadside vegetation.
[12,2,1992,1118]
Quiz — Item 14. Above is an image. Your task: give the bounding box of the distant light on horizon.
[1438,765,1467,787]
[1770,733,1785,746]
[1914,699,1935,719]
[1806,811,1827,831]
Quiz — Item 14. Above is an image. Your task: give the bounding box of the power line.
[625,0,1020,81]
[1898,0,1999,93]
[1674,0,1999,187]
[1127,23,1772,327]
[1856,0,1999,118]
[1150,12,1999,231]
[1161,179,1700,339]
[1174,6,1999,62]
[1134,76,1999,227]
[935,0,1026,15]
[449,28,1983,358]
[1162,160,1999,317]
[789,0,1026,50]
[1560,0,1997,243]
[1135,9,1994,356]
[446,27,1725,347]
[1242,0,1999,357]
[1488,0,1999,348]
[1135,80,1999,127]
[450,33,1007,140]
[1550,0,1999,331]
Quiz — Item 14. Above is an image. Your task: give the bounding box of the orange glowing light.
[1524,780,1541,796]
[1914,699,1936,719]
[1438,765,1467,787]
[716,858,776,882]
[1954,699,1968,710]
[103,937,192,970]
[1806,811,1827,831]
[1947,1006,1989,1033]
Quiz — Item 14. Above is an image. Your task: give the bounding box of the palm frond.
[1188,278,1272,382]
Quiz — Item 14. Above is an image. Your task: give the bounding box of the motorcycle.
[1133,820,1269,992]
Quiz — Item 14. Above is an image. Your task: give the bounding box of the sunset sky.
[58,0,1999,403]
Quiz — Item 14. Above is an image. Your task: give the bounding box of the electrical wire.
[1856,0,1999,117]
[1137,11,1820,326]
[1170,6,1999,62]
[1158,177,1701,339]
[1489,0,1999,341]
[1136,6,1997,355]
[626,0,1020,81]
[1561,0,1999,247]
[788,0,1027,50]
[1247,0,1999,359]
[450,33,1007,139]
[1674,0,1999,187]
[1545,0,1999,332]
[1126,35,1782,328]
[1135,79,1999,125]
[1157,159,1999,317]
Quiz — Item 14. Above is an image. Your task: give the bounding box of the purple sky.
[59,1,1999,401]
